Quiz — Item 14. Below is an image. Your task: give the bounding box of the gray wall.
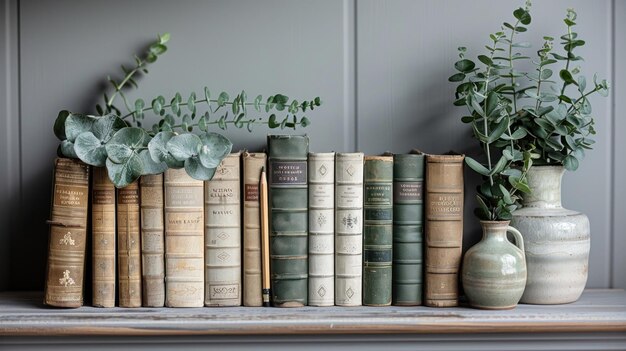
[1,0,623,291]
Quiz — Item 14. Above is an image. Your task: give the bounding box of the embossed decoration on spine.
[92,167,116,307]
[117,181,142,307]
[140,174,165,307]
[268,135,309,307]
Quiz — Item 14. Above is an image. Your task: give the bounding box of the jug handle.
[507,226,525,253]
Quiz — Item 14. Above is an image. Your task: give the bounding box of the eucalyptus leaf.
[60,140,78,159]
[65,114,97,142]
[148,131,184,168]
[74,132,107,166]
[166,133,201,161]
[563,154,579,171]
[465,157,490,176]
[54,110,70,140]
[198,132,233,169]
[184,157,217,181]
[138,149,167,175]
[106,156,143,188]
[104,127,150,163]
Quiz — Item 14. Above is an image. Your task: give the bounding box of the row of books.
[44,135,464,308]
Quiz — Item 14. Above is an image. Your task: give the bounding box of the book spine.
[205,153,242,306]
[308,152,335,307]
[268,134,309,307]
[44,158,90,308]
[335,152,364,306]
[117,181,142,307]
[164,168,205,307]
[392,154,425,306]
[140,174,165,307]
[92,167,116,307]
[363,156,393,306]
[242,152,266,307]
[424,154,464,307]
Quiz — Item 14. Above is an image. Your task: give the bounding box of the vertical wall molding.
[0,0,20,291]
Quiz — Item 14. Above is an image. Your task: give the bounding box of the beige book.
[308,152,335,306]
[117,181,142,307]
[164,168,204,307]
[242,152,266,307]
[205,153,242,306]
[335,153,364,306]
[92,167,116,307]
[44,158,90,308]
[140,174,165,307]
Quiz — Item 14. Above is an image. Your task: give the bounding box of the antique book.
[335,152,364,306]
[308,152,335,307]
[91,167,116,308]
[164,168,205,307]
[242,151,266,307]
[140,174,165,307]
[267,134,309,307]
[205,152,242,306]
[392,152,425,306]
[44,158,90,308]
[424,154,465,307]
[117,181,142,307]
[363,156,394,306]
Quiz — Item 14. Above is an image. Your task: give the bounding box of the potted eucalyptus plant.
[54,33,322,188]
[450,1,609,305]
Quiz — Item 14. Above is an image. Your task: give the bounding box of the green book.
[268,135,309,307]
[392,153,425,306]
[363,156,393,306]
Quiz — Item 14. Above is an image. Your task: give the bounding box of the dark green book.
[363,156,393,306]
[392,153,425,305]
[268,135,309,307]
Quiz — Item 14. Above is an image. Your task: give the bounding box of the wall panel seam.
[609,0,616,288]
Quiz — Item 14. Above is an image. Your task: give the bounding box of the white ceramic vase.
[510,165,590,304]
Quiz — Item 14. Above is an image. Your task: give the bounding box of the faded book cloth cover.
[164,168,205,307]
[363,156,394,306]
[117,181,142,307]
[424,154,464,307]
[308,152,335,307]
[335,152,364,306]
[140,174,165,307]
[205,152,242,306]
[242,151,266,307]
[268,134,309,307]
[392,153,425,306]
[44,158,90,308]
[92,167,116,308]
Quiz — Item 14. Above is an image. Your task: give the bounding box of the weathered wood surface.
[0,289,624,336]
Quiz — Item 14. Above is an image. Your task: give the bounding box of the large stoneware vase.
[510,165,590,304]
[462,221,527,310]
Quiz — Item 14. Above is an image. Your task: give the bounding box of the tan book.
[204,153,242,306]
[44,158,90,308]
[140,174,165,307]
[117,181,142,307]
[424,154,464,307]
[242,152,266,307]
[164,168,204,307]
[91,167,116,307]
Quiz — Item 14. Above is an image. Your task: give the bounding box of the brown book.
[205,153,242,306]
[242,152,266,307]
[91,167,116,307]
[117,181,142,307]
[424,154,464,307]
[140,174,165,307]
[164,169,204,307]
[44,158,90,308]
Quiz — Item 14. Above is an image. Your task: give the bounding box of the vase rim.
[530,164,564,170]
[479,220,511,225]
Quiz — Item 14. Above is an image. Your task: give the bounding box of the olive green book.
[267,134,309,307]
[363,156,393,306]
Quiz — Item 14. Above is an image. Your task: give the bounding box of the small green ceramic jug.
[462,221,527,310]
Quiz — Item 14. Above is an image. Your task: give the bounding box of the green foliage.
[53,33,323,187]
[449,1,609,220]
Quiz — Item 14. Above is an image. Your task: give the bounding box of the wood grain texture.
[1,290,624,336]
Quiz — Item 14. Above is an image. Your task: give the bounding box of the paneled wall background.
[1,0,623,291]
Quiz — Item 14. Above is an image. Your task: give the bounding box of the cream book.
[92,167,116,308]
[164,169,204,307]
[140,174,165,307]
[117,181,142,307]
[242,152,266,307]
[308,152,335,306]
[204,153,242,306]
[335,152,364,306]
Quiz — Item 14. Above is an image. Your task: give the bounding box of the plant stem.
[480,39,499,187]
[106,63,145,108]
[559,24,573,101]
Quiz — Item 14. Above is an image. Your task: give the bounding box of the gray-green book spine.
[363,156,393,306]
[268,135,309,307]
[392,153,425,305]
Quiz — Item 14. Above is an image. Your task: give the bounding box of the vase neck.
[480,221,509,241]
[522,166,564,209]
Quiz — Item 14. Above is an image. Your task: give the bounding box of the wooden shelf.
[0,289,625,336]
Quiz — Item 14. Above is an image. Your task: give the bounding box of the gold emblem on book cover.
[59,270,75,287]
[59,232,75,246]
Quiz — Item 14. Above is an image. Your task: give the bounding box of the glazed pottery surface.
[510,165,590,304]
[462,221,527,310]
